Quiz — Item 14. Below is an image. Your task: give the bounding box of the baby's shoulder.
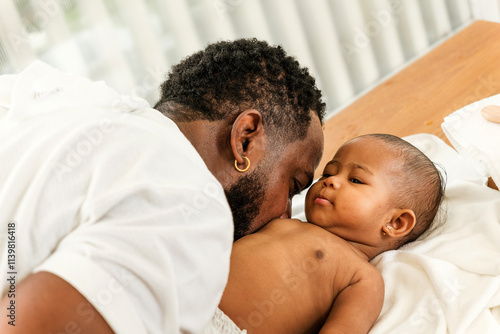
[349,261,384,294]
[358,260,383,280]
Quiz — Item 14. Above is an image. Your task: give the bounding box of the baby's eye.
[349,178,363,184]
[322,173,332,178]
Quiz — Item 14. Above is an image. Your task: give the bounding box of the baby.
[218,134,445,334]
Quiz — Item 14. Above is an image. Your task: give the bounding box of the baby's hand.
[481,105,500,124]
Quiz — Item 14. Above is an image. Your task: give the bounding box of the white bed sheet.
[291,133,500,334]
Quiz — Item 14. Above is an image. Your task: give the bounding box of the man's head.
[305,134,445,250]
[155,39,326,240]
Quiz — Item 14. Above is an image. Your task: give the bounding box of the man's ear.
[383,209,416,238]
[230,109,266,166]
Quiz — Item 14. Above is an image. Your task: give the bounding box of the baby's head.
[305,134,445,251]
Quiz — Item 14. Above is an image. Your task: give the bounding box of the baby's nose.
[323,175,341,189]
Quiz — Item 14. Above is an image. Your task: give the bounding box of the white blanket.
[442,93,500,187]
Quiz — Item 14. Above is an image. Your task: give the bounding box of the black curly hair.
[154,38,326,142]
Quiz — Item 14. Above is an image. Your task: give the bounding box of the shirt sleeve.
[34,113,234,334]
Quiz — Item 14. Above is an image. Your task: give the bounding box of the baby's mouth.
[314,193,333,206]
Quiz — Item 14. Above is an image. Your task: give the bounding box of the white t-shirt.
[0,61,233,334]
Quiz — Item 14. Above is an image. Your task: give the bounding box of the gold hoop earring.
[235,156,251,172]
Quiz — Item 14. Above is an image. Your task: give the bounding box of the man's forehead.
[270,112,323,176]
[286,131,323,175]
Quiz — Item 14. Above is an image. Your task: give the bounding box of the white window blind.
[0,0,497,116]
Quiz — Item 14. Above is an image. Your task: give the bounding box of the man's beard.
[224,167,267,241]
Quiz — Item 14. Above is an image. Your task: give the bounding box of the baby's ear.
[383,209,416,237]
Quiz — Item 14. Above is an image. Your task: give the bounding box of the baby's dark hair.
[361,134,446,246]
[154,38,326,144]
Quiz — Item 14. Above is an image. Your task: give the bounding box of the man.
[0,39,325,333]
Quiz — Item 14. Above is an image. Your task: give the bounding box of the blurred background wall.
[1,0,499,117]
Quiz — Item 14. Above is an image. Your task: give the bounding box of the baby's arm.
[319,265,384,334]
